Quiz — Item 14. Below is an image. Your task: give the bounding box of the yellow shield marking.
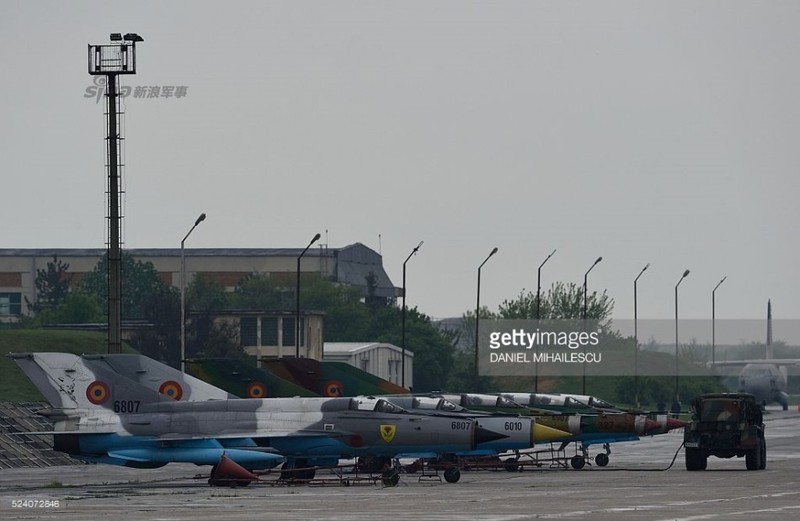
[380,424,397,443]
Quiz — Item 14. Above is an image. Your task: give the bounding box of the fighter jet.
[499,392,688,434]
[10,353,502,484]
[82,354,568,476]
[426,392,686,468]
[381,395,572,452]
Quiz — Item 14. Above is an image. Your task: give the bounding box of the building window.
[240,317,257,346]
[388,359,399,383]
[0,293,21,315]
[282,317,296,347]
[261,317,278,346]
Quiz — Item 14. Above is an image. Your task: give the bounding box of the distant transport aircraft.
[712,300,799,410]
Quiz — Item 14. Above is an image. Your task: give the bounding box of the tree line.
[18,254,722,401]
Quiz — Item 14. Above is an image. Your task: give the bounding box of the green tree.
[498,281,613,320]
[188,273,229,312]
[362,306,457,392]
[188,274,241,361]
[80,252,167,320]
[128,285,181,366]
[230,273,293,310]
[26,256,71,314]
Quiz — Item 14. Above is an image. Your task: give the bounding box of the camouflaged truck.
[684,393,766,471]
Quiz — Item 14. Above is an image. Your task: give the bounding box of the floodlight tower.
[88,33,143,354]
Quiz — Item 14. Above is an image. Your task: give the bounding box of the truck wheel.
[746,439,763,470]
[685,448,707,471]
[760,438,767,470]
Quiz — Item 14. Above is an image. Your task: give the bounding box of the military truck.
[684,393,766,471]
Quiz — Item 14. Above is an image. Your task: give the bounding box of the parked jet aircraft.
[427,392,685,468]
[85,354,564,473]
[10,353,502,484]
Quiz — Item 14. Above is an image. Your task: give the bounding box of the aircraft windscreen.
[374,399,404,414]
[496,396,524,408]
[438,399,460,412]
[588,397,616,409]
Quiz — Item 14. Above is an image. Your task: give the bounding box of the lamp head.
[195,213,206,226]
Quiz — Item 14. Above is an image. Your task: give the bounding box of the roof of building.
[324,342,414,357]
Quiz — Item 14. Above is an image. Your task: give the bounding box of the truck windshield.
[699,399,740,422]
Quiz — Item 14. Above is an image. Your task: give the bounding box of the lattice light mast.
[88,33,143,354]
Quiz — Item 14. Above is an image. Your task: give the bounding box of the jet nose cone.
[533,423,572,443]
[643,418,660,432]
[665,417,689,431]
[474,426,508,446]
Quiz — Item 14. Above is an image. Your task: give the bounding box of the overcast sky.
[2,1,798,324]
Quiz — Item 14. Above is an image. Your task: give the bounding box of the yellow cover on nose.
[533,422,572,443]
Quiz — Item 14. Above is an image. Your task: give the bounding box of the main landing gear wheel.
[504,458,520,472]
[595,453,609,467]
[570,456,586,470]
[280,461,316,481]
[381,467,400,487]
[443,466,461,483]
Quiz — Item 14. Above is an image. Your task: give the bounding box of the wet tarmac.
[1,407,798,520]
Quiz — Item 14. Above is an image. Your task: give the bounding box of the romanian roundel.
[246,381,268,399]
[85,381,110,405]
[158,380,184,401]
[324,380,344,397]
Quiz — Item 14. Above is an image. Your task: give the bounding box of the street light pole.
[180,213,206,373]
[712,276,727,366]
[296,233,321,358]
[535,249,556,392]
[401,241,423,389]
[582,256,602,395]
[475,247,499,381]
[674,269,690,411]
[633,263,649,408]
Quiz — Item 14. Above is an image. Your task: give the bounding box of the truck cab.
[684,393,765,471]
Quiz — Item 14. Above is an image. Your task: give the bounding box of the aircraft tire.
[444,466,461,483]
[595,453,609,467]
[381,468,400,487]
[504,458,519,472]
[570,456,585,470]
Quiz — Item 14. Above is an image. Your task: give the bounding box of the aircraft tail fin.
[766,299,773,360]
[10,352,172,410]
[82,354,235,401]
